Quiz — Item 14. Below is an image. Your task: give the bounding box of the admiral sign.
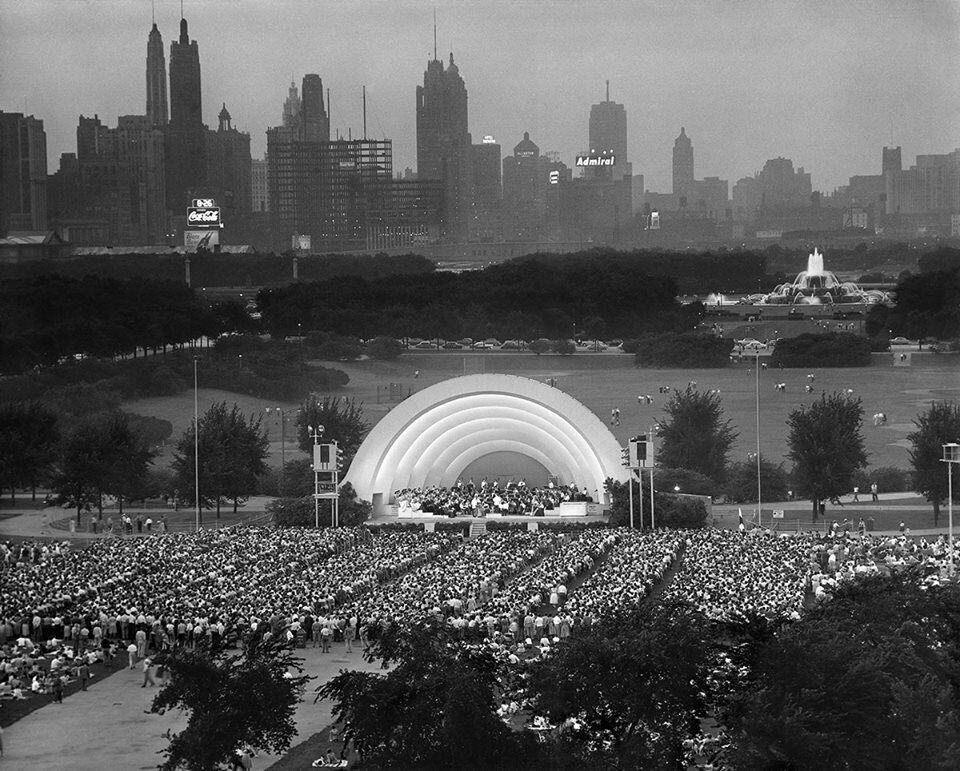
[187,206,222,229]
[575,154,615,167]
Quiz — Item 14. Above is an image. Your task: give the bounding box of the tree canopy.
[908,401,960,525]
[151,631,310,771]
[723,573,960,770]
[172,401,269,518]
[0,401,59,500]
[786,392,868,519]
[656,386,738,482]
[296,395,370,475]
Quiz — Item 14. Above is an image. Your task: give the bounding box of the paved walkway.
[1,643,383,770]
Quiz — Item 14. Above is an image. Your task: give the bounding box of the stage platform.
[368,501,610,528]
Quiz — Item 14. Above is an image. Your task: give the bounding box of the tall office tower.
[146,22,168,126]
[282,81,301,129]
[251,158,269,212]
[588,81,630,180]
[113,115,167,243]
[672,127,694,199]
[883,146,902,214]
[756,157,811,208]
[0,112,48,232]
[300,75,329,142]
[166,15,205,210]
[416,52,472,242]
[501,132,544,242]
[470,137,501,242]
[204,104,252,217]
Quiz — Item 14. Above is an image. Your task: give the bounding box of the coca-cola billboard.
[186,207,222,228]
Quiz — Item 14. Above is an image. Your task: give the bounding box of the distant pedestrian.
[871,482,879,502]
[898,520,906,534]
[852,486,860,502]
[141,657,156,687]
[127,642,138,669]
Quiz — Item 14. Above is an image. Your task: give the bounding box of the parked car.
[442,341,462,349]
[736,338,766,351]
[889,336,914,346]
[414,340,436,349]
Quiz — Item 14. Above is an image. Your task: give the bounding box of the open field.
[120,353,960,473]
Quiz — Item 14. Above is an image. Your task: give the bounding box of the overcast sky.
[2,0,958,192]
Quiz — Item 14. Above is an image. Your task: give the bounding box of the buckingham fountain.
[758,248,891,306]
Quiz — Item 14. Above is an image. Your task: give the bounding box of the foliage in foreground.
[151,632,310,771]
[317,620,536,769]
[723,573,960,770]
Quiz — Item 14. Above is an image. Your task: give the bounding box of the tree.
[527,602,714,768]
[296,395,370,474]
[786,392,868,520]
[366,336,403,360]
[657,386,738,482]
[633,332,733,367]
[769,332,871,368]
[529,339,551,355]
[267,483,371,528]
[722,574,960,770]
[151,631,309,771]
[908,401,960,526]
[172,401,269,519]
[100,412,155,515]
[0,401,59,500]
[552,339,576,355]
[317,619,532,769]
[51,416,113,523]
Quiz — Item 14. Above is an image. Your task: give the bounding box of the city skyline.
[2,0,958,193]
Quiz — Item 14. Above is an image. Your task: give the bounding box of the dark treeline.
[0,276,212,373]
[258,255,691,340]
[0,252,435,287]
[513,248,769,293]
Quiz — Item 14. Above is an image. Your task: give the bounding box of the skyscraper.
[470,137,501,242]
[165,15,205,210]
[282,81,301,129]
[416,52,472,242]
[672,127,694,200]
[588,82,630,180]
[502,132,544,242]
[0,112,48,233]
[204,104,252,219]
[300,75,329,142]
[146,22,168,127]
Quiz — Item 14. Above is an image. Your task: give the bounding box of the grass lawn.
[121,353,960,474]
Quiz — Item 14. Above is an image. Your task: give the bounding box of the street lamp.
[238,353,243,372]
[308,424,324,528]
[942,443,960,577]
[193,355,201,532]
[266,407,289,497]
[755,348,762,528]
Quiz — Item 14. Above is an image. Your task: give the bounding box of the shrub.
[551,339,576,355]
[528,339,551,355]
[633,332,733,367]
[770,332,872,367]
[724,460,790,503]
[367,336,403,360]
[655,495,709,528]
[851,467,913,494]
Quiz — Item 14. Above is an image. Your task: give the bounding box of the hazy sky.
[2,0,958,192]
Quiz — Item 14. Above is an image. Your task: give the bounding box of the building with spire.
[416,45,472,242]
[282,81,301,129]
[587,81,630,181]
[203,103,252,221]
[146,22,168,127]
[165,14,205,211]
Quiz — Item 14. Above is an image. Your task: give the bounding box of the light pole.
[755,348,762,528]
[942,443,959,577]
[266,407,288,497]
[193,355,200,531]
[308,424,324,528]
